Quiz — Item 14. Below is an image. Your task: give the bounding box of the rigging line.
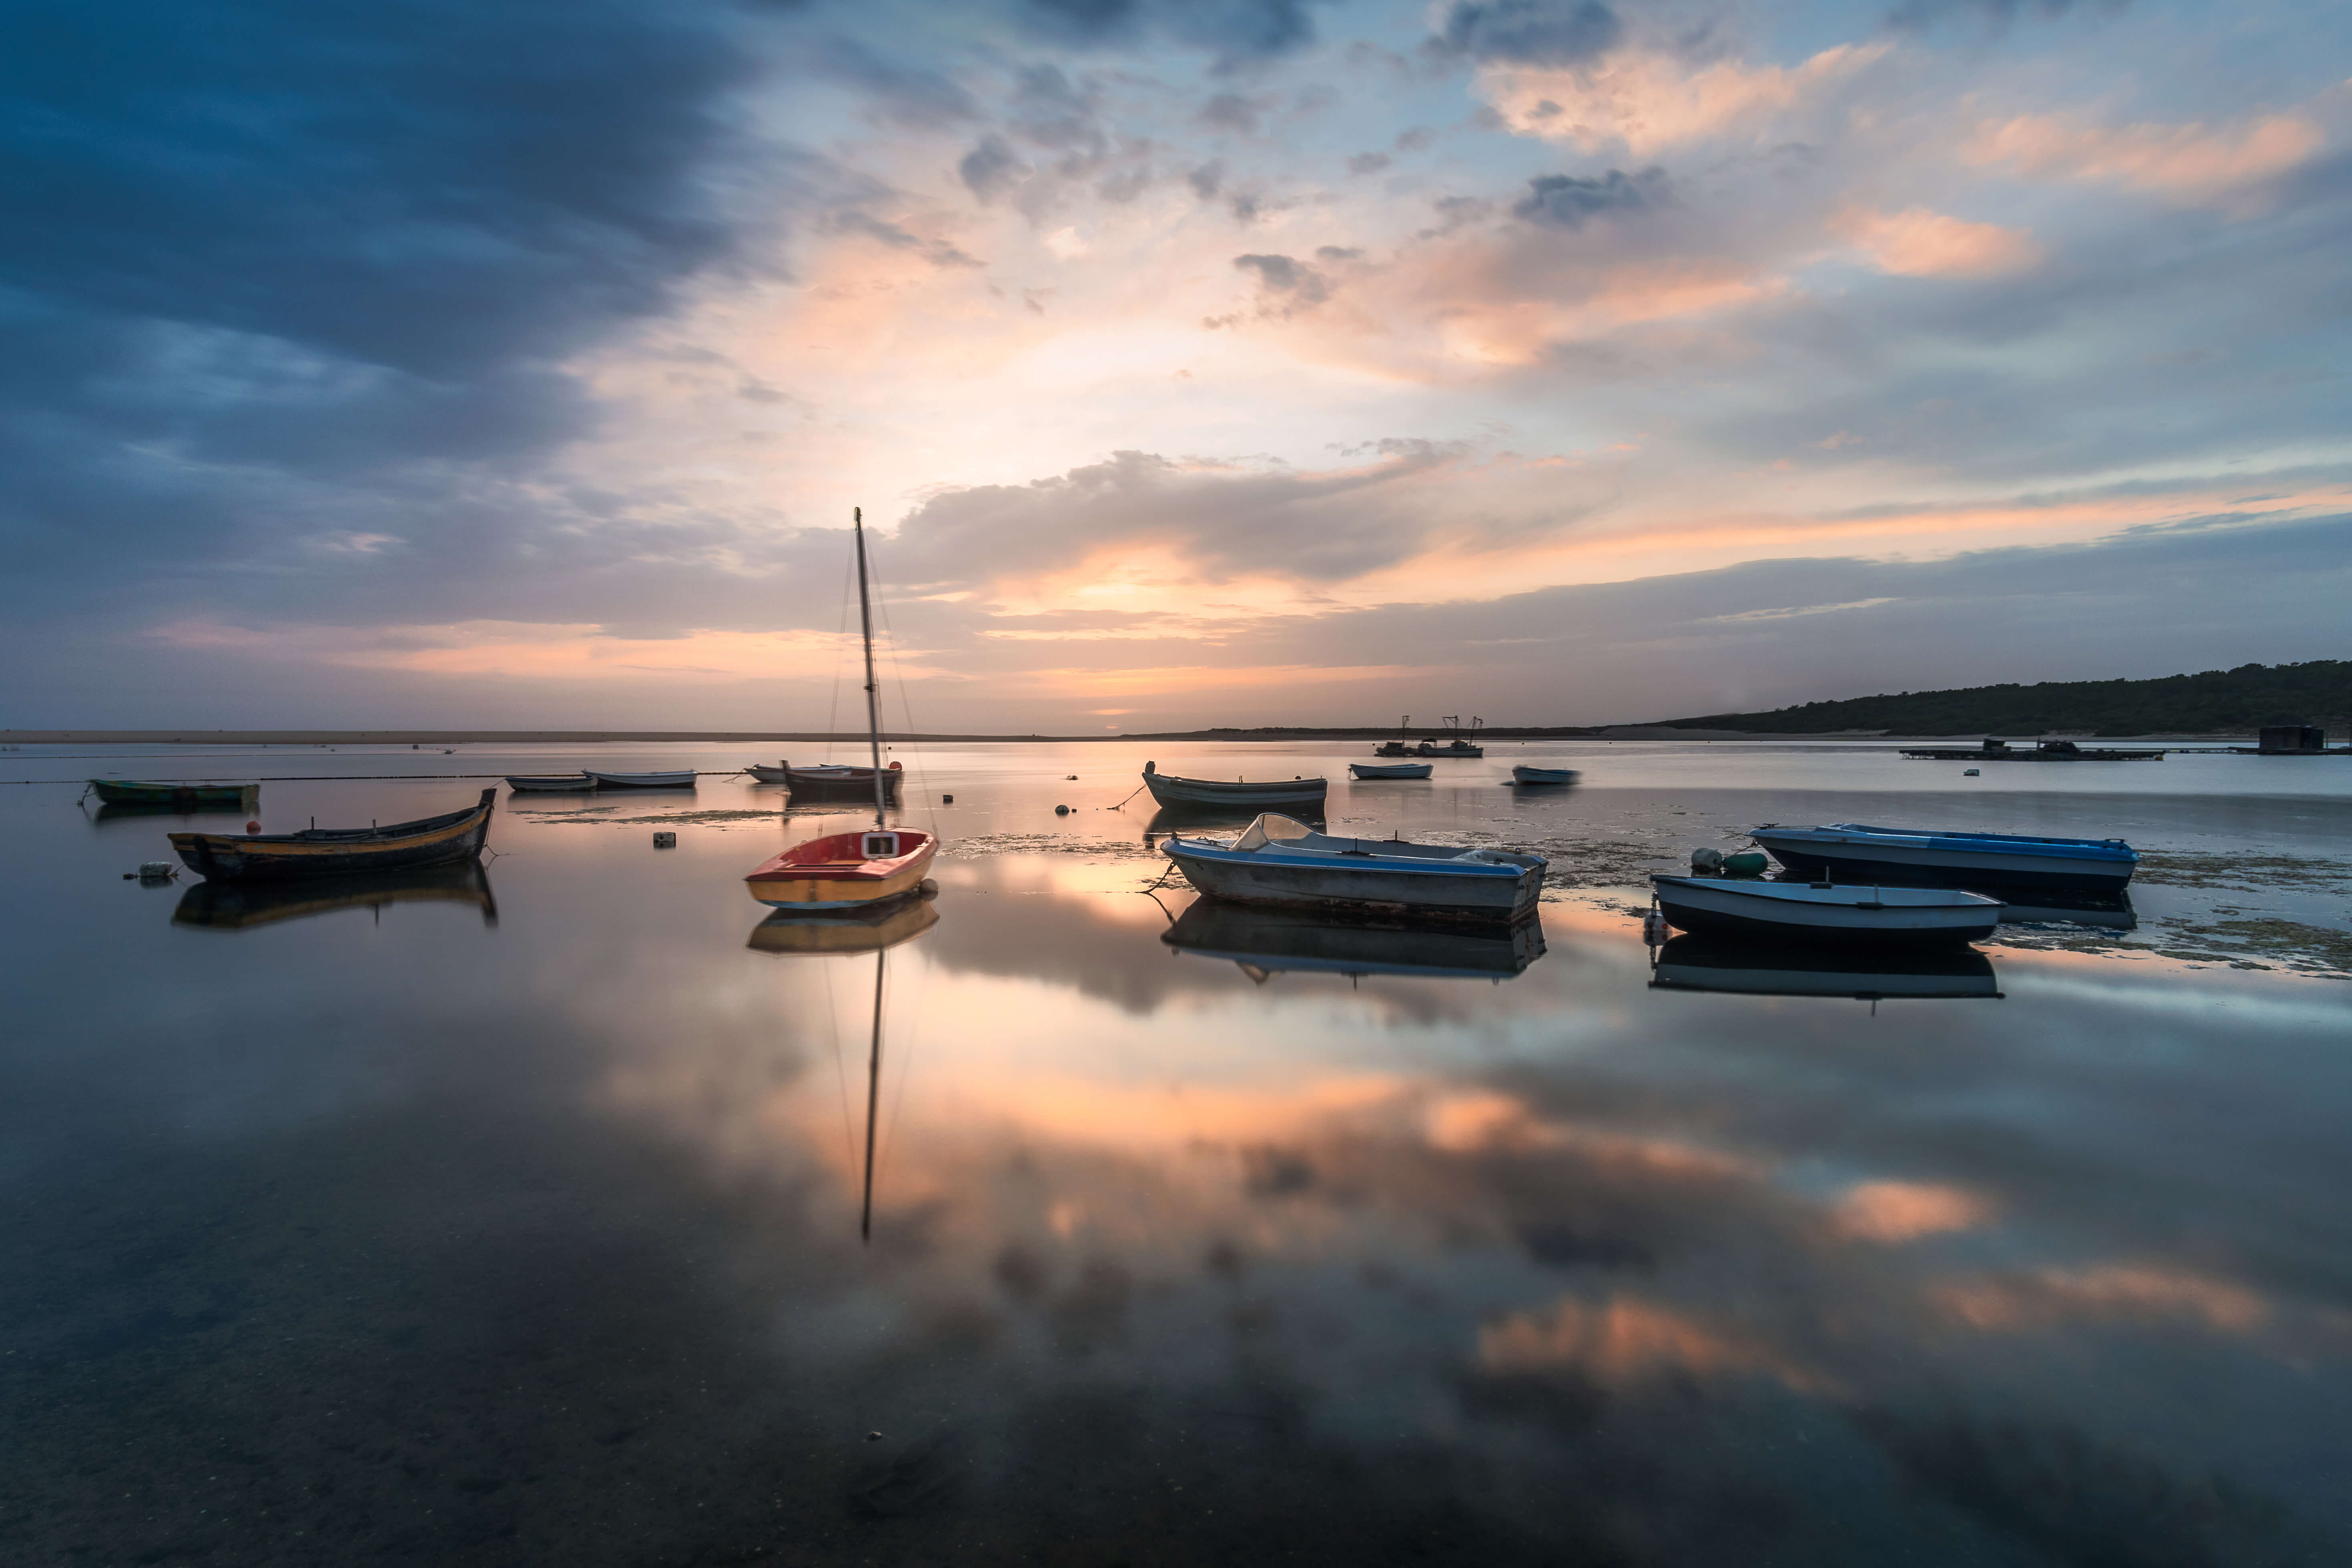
[859,530,941,840]
[822,541,855,766]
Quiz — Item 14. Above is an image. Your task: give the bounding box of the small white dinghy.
[1649,874,2000,946]
[1164,813,1545,925]
[584,769,698,789]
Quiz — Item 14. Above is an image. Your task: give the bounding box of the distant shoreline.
[2,726,2267,745]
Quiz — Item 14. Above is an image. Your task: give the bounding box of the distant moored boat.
[88,779,257,809]
[1142,761,1329,809]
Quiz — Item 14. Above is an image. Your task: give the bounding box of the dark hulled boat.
[169,788,497,883]
[753,761,905,802]
[89,779,258,810]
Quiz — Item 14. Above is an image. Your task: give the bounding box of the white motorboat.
[1650,875,2000,946]
[1749,823,2137,893]
[1510,765,1578,786]
[1349,761,1433,780]
[584,769,698,789]
[1142,761,1328,809]
[1164,814,1545,925]
[505,773,594,791]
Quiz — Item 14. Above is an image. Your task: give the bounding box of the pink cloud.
[1833,1180,1995,1242]
[1480,43,1891,155]
[1963,110,2324,209]
[1834,205,2042,278]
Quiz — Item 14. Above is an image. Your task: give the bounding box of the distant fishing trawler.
[744,509,937,911]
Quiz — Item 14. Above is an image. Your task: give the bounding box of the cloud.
[1513,167,1670,228]
[0,0,780,626]
[1009,0,1320,68]
[891,446,1475,589]
[1963,110,2326,209]
[1834,205,2042,277]
[959,133,1032,200]
[1833,1181,1995,1242]
[806,32,981,127]
[1432,0,1624,66]
[1231,251,1334,310]
[1479,42,1891,153]
[1889,0,2125,29]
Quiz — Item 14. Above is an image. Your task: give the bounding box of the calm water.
[6,740,2351,1565]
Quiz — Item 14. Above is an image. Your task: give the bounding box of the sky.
[2,0,2347,732]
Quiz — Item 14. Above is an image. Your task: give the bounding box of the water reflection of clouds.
[550,864,2352,1555]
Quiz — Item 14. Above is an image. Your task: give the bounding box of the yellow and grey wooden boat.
[168,789,496,883]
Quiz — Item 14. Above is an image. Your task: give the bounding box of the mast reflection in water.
[748,892,940,1239]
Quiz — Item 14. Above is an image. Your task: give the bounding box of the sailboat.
[744,508,938,910]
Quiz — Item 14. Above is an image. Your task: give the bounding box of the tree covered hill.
[1656,661,2350,737]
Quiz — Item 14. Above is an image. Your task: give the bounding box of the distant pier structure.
[2255,724,2328,754]
[1901,737,2164,762]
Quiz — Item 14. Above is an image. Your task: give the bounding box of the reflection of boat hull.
[1163,900,1544,979]
[1752,824,2137,893]
[1648,934,2000,999]
[1995,892,2137,930]
[173,863,499,930]
[90,780,257,810]
[171,789,496,883]
[1652,875,2000,946]
[747,897,938,954]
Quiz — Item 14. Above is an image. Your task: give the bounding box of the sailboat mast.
[853,507,887,827]
[861,947,884,1242]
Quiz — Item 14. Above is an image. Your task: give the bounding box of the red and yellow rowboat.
[744,827,936,910]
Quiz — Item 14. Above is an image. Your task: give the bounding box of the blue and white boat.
[1749,822,2138,893]
[1163,814,1545,925]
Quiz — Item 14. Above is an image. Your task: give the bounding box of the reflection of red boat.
[746,895,938,954]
